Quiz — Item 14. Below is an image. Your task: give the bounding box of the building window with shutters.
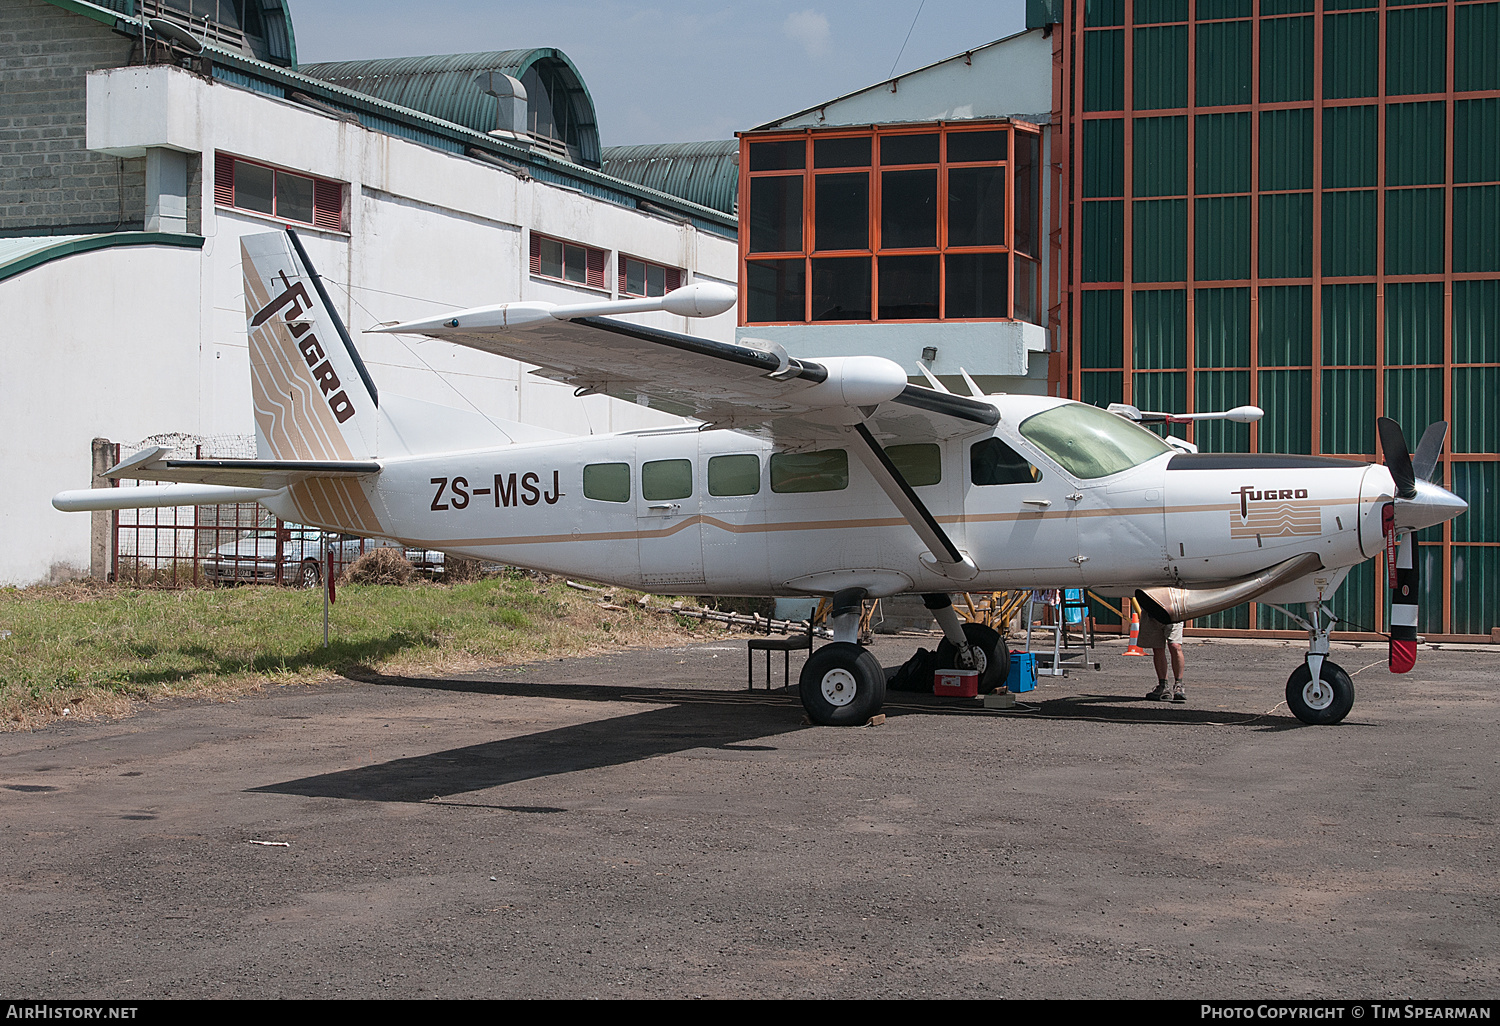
[618,255,682,298]
[213,153,345,232]
[530,232,607,291]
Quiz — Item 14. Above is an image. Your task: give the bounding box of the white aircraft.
[55,231,1467,727]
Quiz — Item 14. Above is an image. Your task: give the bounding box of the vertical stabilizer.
[241,230,385,535]
[241,230,379,462]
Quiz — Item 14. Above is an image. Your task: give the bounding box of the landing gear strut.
[924,593,1009,692]
[1265,600,1355,725]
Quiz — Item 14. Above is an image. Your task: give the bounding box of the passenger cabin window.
[583,462,630,502]
[641,459,693,501]
[708,454,761,496]
[884,443,942,486]
[971,437,1042,485]
[770,450,849,493]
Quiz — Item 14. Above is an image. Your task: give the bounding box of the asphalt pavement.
[1,634,1495,999]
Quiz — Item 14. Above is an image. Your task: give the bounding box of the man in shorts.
[1140,614,1186,703]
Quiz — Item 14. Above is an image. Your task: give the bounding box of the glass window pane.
[814,173,869,251]
[748,176,803,253]
[748,139,804,171]
[811,257,871,320]
[880,168,937,249]
[563,244,587,283]
[1019,403,1174,479]
[884,443,942,486]
[626,258,646,296]
[880,133,939,166]
[770,450,849,493]
[945,252,1008,318]
[878,254,939,320]
[642,459,693,501]
[646,263,666,297]
[746,259,806,322]
[947,130,1007,163]
[947,166,1005,247]
[1014,131,1041,258]
[583,463,630,502]
[275,171,314,224]
[814,136,870,168]
[708,454,761,496]
[539,237,563,278]
[234,160,274,215]
[1014,256,1039,325]
[971,436,1041,485]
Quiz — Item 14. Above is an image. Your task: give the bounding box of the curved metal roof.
[87,0,296,66]
[601,140,739,216]
[300,49,601,167]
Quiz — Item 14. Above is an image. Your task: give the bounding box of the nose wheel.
[1285,660,1354,725]
[1264,600,1357,725]
[799,643,886,726]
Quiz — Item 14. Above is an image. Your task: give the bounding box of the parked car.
[204,525,328,587]
[205,526,445,587]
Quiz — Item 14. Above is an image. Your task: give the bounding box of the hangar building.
[734,0,1499,640]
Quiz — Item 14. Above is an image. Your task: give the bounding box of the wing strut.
[844,423,978,582]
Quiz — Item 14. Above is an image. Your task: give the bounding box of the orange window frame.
[738,120,1042,325]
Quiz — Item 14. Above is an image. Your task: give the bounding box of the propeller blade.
[1412,421,1448,483]
[1377,417,1418,500]
[1389,531,1418,674]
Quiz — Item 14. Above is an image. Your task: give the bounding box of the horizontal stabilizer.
[54,484,281,512]
[104,451,381,490]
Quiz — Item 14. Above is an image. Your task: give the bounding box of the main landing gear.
[797,590,1009,726]
[1264,600,1355,725]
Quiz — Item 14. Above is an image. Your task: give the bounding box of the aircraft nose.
[1398,478,1468,532]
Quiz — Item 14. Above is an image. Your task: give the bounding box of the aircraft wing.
[103,446,381,489]
[374,307,997,443]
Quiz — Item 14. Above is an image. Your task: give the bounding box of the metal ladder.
[1023,589,1100,676]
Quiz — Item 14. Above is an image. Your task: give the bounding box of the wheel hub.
[820,668,858,707]
[1302,677,1334,711]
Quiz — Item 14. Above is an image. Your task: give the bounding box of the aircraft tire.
[1285,660,1354,725]
[799,643,886,726]
[935,623,1010,692]
[296,559,321,590]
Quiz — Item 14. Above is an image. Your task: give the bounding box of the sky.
[289,1,1030,148]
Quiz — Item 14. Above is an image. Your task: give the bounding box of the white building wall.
[757,30,1052,130]
[0,64,738,585]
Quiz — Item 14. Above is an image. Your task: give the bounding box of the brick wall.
[0,0,144,235]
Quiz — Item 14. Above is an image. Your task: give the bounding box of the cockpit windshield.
[1018,403,1174,479]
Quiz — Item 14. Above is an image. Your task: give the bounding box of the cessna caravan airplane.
[55,231,1467,727]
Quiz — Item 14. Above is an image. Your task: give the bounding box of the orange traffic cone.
[1124,603,1148,656]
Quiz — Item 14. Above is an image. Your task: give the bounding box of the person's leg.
[1140,616,1170,698]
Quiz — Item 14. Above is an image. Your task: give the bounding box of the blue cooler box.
[1008,652,1038,693]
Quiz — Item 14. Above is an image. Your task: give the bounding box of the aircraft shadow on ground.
[252,673,1306,804]
[252,676,811,803]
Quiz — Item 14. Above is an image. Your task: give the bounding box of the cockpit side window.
[970,436,1041,485]
[1018,403,1173,479]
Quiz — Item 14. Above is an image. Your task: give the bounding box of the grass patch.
[0,576,727,730]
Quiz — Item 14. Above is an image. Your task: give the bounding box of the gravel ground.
[1,634,1495,999]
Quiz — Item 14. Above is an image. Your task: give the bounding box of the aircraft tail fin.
[241,229,379,463]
